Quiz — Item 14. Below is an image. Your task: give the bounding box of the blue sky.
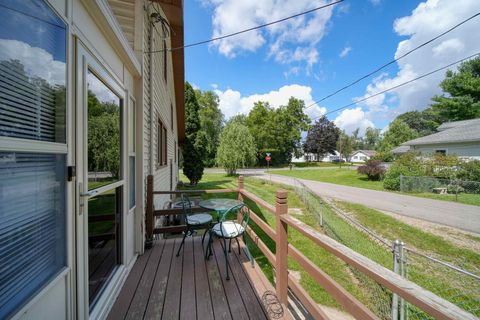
[184,0,480,135]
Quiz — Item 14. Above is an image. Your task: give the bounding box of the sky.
[184,0,480,136]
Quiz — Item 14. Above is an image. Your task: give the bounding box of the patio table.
[198,198,244,214]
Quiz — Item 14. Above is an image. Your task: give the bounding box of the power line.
[309,52,479,122]
[144,0,343,54]
[305,12,480,110]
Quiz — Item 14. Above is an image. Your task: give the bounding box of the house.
[400,118,480,160]
[291,151,343,162]
[350,150,376,163]
[0,0,183,319]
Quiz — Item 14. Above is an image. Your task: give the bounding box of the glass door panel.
[86,69,122,307]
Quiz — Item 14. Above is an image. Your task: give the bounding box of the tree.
[336,130,354,162]
[303,116,339,160]
[431,57,480,120]
[395,108,444,136]
[182,82,206,185]
[216,121,256,175]
[378,120,418,152]
[246,98,310,165]
[364,127,381,149]
[195,90,224,167]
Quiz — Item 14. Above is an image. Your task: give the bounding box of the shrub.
[383,152,424,190]
[371,151,394,162]
[457,160,480,182]
[357,160,386,181]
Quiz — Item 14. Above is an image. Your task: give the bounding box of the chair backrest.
[220,203,249,228]
[180,193,193,215]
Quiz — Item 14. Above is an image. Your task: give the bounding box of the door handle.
[80,189,98,197]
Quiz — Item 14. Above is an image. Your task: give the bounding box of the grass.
[274,168,480,206]
[334,201,480,317]
[275,167,384,190]
[291,162,356,168]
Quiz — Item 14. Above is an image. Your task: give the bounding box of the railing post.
[392,240,400,320]
[237,176,245,223]
[145,175,154,249]
[275,189,289,305]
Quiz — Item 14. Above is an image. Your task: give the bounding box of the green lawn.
[274,168,480,206]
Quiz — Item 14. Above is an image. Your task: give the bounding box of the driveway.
[257,174,480,234]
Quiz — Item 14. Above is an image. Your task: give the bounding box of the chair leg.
[228,239,232,253]
[205,231,213,259]
[223,237,230,280]
[176,227,189,257]
[201,224,210,244]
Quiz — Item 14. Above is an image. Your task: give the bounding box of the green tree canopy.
[378,120,418,152]
[364,127,381,149]
[182,82,206,185]
[395,108,444,137]
[216,121,256,175]
[303,116,339,159]
[245,97,310,165]
[336,130,355,161]
[431,57,480,120]
[195,89,224,167]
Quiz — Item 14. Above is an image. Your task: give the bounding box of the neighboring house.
[350,150,376,163]
[391,145,411,156]
[401,119,480,160]
[0,1,184,319]
[291,151,342,162]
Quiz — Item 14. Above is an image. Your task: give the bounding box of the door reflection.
[87,187,121,305]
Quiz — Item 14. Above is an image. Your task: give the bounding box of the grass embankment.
[274,168,480,206]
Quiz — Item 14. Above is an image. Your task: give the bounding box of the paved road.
[257,174,480,234]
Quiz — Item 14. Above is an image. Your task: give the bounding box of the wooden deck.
[107,236,273,320]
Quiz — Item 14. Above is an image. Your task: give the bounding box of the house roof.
[352,150,376,157]
[436,118,480,132]
[391,145,410,154]
[403,118,480,146]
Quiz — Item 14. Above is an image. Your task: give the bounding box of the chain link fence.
[400,175,480,201]
[291,177,480,319]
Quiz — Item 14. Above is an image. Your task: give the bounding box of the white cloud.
[206,0,335,70]
[339,46,352,58]
[369,0,382,6]
[213,84,326,120]
[0,39,65,86]
[358,0,480,121]
[334,107,374,135]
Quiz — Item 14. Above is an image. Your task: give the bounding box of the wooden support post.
[275,189,289,305]
[237,175,245,223]
[145,175,154,249]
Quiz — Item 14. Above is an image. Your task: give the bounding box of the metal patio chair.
[205,203,250,280]
[176,193,213,257]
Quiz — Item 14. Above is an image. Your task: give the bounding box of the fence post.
[392,240,400,320]
[145,175,154,249]
[275,189,289,305]
[399,242,405,320]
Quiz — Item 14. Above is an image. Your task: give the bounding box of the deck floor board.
[108,236,269,320]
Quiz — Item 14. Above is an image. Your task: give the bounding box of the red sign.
[265,156,271,162]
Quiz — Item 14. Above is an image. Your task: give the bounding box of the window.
[157,118,167,167]
[435,149,447,155]
[128,98,136,209]
[0,1,67,318]
[163,40,167,83]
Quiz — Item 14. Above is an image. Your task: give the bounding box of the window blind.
[0,152,66,319]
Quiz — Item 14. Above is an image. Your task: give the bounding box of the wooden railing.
[145,175,476,320]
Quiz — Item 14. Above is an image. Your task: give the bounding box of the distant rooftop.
[352,150,376,156]
[403,118,480,146]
